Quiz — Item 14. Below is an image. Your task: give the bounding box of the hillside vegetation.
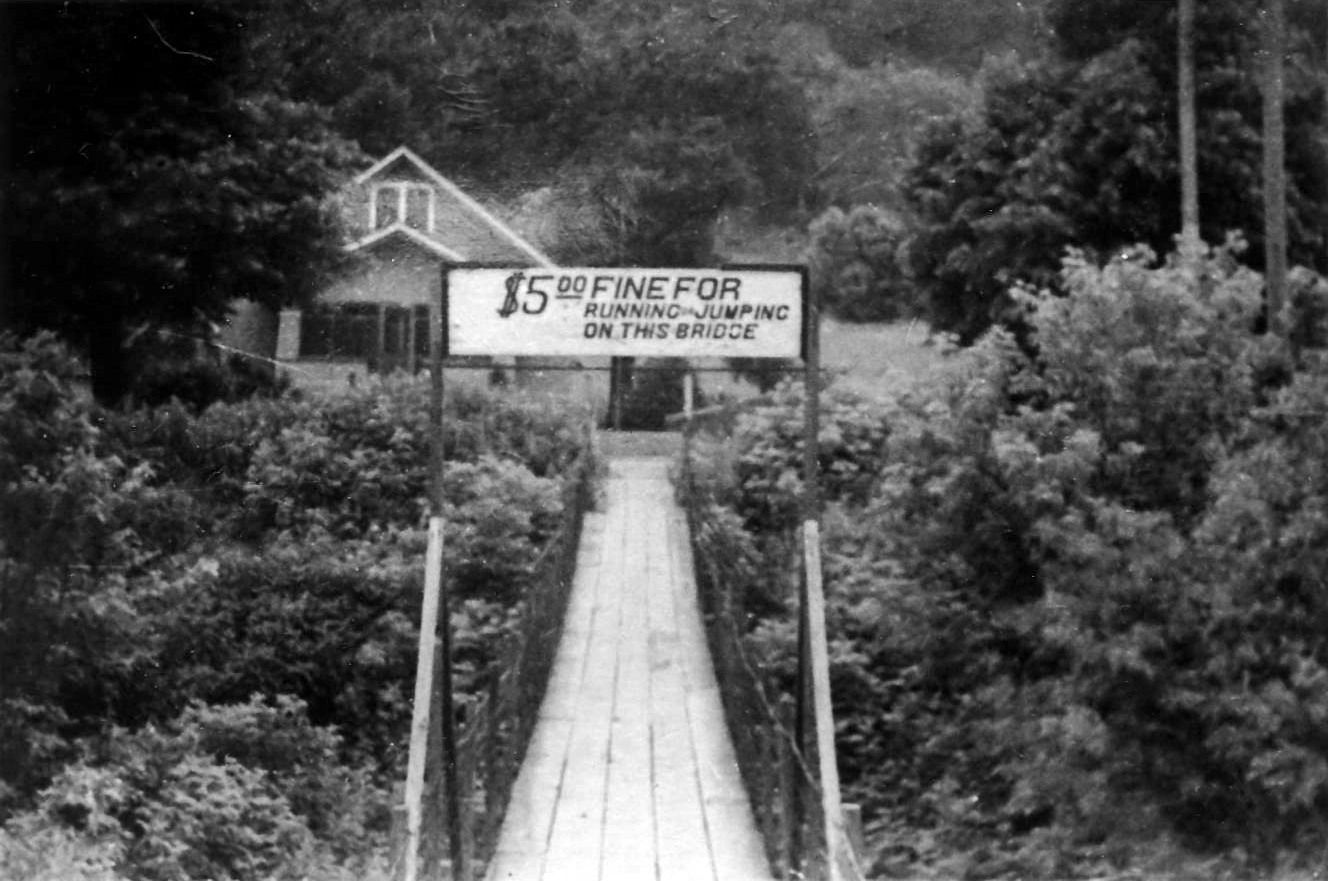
[0,334,590,880]
[684,245,1328,878]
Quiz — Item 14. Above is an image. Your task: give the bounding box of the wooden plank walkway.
[485,455,772,881]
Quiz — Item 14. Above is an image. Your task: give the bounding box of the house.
[224,146,556,389]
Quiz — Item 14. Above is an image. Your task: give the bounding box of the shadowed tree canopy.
[904,0,1328,342]
[3,2,360,403]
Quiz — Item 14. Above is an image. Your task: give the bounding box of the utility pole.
[1178,0,1201,247]
[1261,0,1288,337]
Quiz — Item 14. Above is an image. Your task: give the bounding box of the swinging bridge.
[401,264,859,880]
[398,430,862,881]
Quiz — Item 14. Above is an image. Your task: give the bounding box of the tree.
[4,3,360,402]
[905,0,1328,342]
[795,54,978,212]
[806,205,920,321]
[785,0,1051,71]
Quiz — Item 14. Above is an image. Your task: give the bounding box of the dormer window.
[371,182,435,232]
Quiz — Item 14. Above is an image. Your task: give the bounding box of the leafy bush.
[727,378,890,534]
[687,245,1328,875]
[904,3,1328,344]
[130,351,291,412]
[0,813,128,881]
[30,696,386,881]
[0,334,202,798]
[867,245,1328,863]
[3,337,590,833]
[807,204,921,322]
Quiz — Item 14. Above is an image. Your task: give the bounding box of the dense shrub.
[1,335,202,799]
[130,352,291,412]
[806,204,921,322]
[727,379,890,534]
[2,334,591,879]
[0,813,128,881]
[25,696,386,881]
[687,246,1328,876]
[870,247,1328,865]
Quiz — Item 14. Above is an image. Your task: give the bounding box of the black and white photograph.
[3,1,1328,879]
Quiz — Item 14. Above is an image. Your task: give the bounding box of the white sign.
[446,266,805,359]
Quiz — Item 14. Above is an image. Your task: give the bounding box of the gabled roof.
[346,223,466,261]
[352,146,554,267]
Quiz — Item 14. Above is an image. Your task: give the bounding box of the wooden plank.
[484,717,573,880]
[686,689,749,803]
[600,492,657,881]
[403,516,444,881]
[644,463,714,881]
[703,798,774,881]
[650,677,715,881]
[486,456,774,881]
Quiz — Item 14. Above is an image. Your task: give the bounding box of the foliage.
[0,813,128,881]
[1,336,589,832]
[0,334,202,797]
[26,696,387,881]
[866,246,1328,865]
[575,121,752,267]
[687,247,1328,876]
[258,0,815,269]
[727,379,891,534]
[807,204,922,322]
[6,5,362,401]
[780,0,1051,71]
[905,0,1328,342]
[129,352,291,413]
[790,51,979,211]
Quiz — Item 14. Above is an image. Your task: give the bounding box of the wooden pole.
[804,520,845,881]
[683,366,695,419]
[403,518,443,881]
[799,268,841,878]
[434,270,464,877]
[1261,0,1288,337]
[404,271,464,881]
[1178,0,1200,246]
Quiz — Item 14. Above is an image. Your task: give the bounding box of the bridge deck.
[485,456,771,881]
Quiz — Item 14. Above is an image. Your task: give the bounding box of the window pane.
[374,187,399,228]
[337,304,378,358]
[414,305,431,358]
[405,187,430,230]
[384,306,410,356]
[299,307,336,357]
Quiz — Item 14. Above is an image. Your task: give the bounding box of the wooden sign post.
[402,287,461,881]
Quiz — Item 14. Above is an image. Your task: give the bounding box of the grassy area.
[820,317,963,399]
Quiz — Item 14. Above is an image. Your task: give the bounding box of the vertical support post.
[802,267,821,524]
[800,270,845,880]
[403,271,463,881]
[791,276,820,872]
[683,366,695,420]
[1177,0,1200,246]
[1261,0,1288,338]
[804,520,844,881]
[403,518,443,881]
[434,269,464,879]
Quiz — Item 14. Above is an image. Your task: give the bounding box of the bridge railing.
[407,445,597,881]
[676,405,865,881]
